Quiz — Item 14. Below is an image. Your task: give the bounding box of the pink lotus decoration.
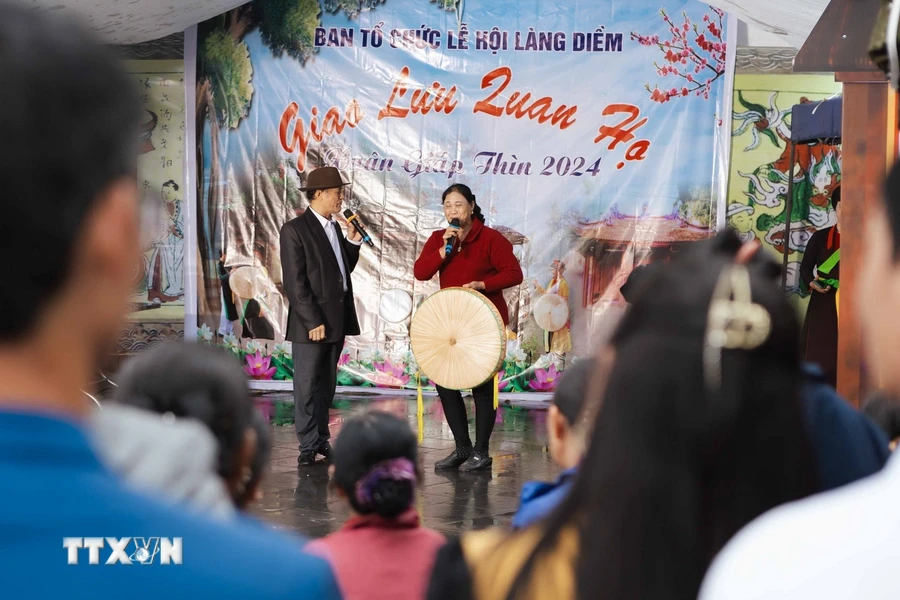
[529,365,560,392]
[244,351,276,380]
[338,353,351,367]
[497,370,511,391]
[372,361,410,388]
[255,400,274,423]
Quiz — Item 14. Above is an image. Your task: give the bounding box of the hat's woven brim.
[410,287,505,390]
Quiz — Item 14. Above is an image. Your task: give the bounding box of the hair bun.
[369,479,414,518]
[353,457,417,517]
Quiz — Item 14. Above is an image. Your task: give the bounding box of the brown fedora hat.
[298,166,349,191]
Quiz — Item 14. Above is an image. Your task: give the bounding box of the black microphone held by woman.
[445,218,461,256]
[343,208,374,247]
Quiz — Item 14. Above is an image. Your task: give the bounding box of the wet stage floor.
[250,393,558,538]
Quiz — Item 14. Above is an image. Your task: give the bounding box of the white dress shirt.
[700,453,900,600]
[309,207,360,292]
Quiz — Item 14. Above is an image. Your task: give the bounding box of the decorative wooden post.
[794,0,898,406]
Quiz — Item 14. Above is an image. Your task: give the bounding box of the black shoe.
[316,443,332,461]
[434,446,473,470]
[297,451,317,467]
[459,452,492,472]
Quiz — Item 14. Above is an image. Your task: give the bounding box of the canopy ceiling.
[702,0,830,48]
[26,0,247,44]
[27,0,831,48]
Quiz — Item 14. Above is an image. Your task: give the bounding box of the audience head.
[332,411,419,519]
[114,343,257,506]
[619,263,658,304]
[547,359,595,470]
[512,229,817,600]
[861,163,900,395]
[236,409,272,509]
[0,5,141,369]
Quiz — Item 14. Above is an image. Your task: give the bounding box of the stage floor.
[250,393,558,538]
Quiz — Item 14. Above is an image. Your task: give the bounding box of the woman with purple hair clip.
[306,411,445,600]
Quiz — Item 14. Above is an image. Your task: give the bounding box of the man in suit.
[0,6,339,597]
[280,167,363,466]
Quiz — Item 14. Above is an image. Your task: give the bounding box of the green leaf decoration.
[257,0,322,65]
[737,91,767,116]
[273,401,294,426]
[274,363,293,380]
[200,30,253,128]
[336,371,356,386]
[756,213,776,231]
[759,128,781,148]
[791,179,812,222]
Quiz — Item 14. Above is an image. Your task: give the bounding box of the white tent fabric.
[27,0,247,44]
[703,0,830,48]
[28,0,829,49]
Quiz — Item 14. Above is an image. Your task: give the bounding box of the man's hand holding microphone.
[342,208,373,247]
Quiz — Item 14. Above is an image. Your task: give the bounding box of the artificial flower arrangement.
[197,323,562,391]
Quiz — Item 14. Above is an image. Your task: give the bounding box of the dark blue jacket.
[511,467,577,529]
[508,365,887,530]
[802,364,890,492]
[0,411,342,600]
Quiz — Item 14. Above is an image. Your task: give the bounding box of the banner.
[193,0,734,392]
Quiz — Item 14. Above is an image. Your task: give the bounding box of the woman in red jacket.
[307,411,444,600]
[414,184,524,472]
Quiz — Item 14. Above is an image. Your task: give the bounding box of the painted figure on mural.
[148,180,184,303]
[727,202,757,244]
[240,245,278,341]
[731,88,842,297]
[217,251,238,337]
[219,245,278,341]
[534,260,573,369]
[800,186,841,388]
[138,109,158,155]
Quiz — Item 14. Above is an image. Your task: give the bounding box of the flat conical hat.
[533,293,569,332]
[229,266,266,299]
[379,289,413,323]
[410,287,506,390]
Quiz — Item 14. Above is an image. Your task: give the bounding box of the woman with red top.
[306,412,444,600]
[799,186,842,388]
[414,184,524,472]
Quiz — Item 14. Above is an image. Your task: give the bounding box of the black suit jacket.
[279,209,361,344]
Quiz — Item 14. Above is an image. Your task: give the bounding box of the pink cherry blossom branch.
[631,7,727,103]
